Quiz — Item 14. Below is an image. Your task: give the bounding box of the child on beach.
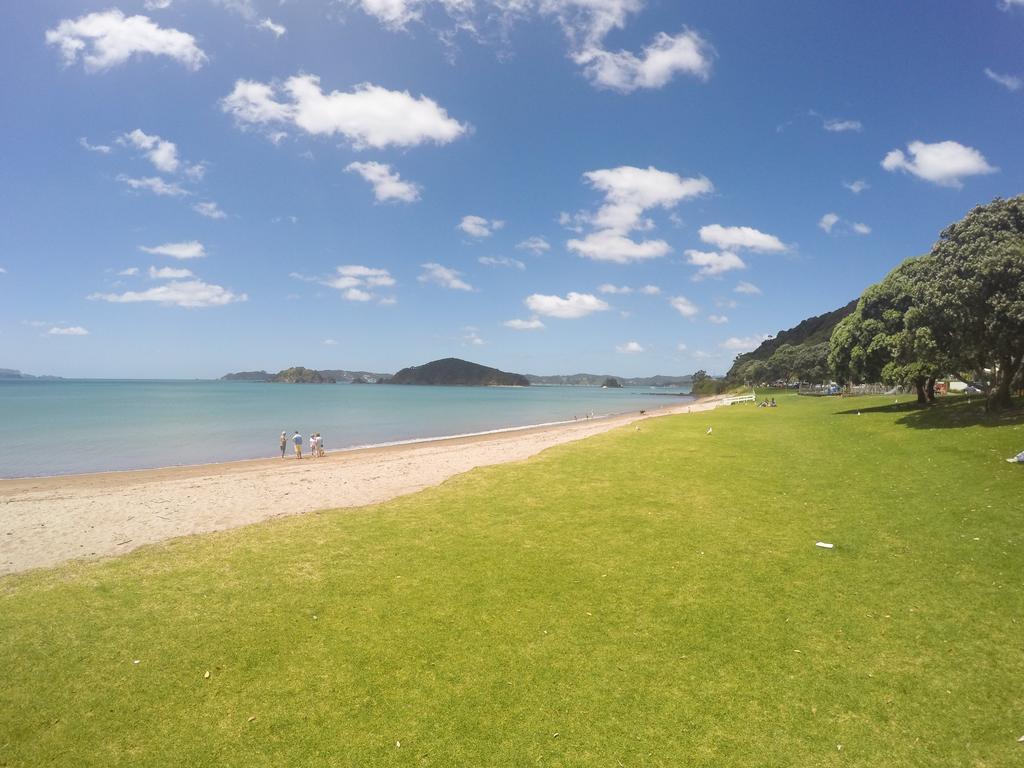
[279,431,287,458]
[318,434,325,457]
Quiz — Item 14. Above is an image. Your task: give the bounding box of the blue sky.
[1,0,1021,378]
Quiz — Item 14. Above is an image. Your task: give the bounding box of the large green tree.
[908,196,1024,410]
[829,256,943,403]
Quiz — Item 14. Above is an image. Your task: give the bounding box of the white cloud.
[463,328,486,346]
[314,265,396,302]
[46,10,207,72]
[720,334,770,352]
[699,224,786,252]
[419,263,473,291]
[458,215,505,238]
[843,179,869,194]
[568,165,712,263]
[323,338,338,345]
[852,222,871,235]
[685,249,746,278]
[193,201,227,219]
[145,0,173,8]
[598,283,632,294]
[707,314,728,324]
[734,281,761,295]
[222,74,468,150]
[47,326,90,336]
[525,292,609,319]
[516,236,550,254]
[79,137,111,154]
[669,295,699,318]
[984,68,1021,91]
[616,340,644,354]
[823,118,862,133]
[575,29,713,93]
[148,266,194,279]
[0,267,6,274]
[676,342,687,351]
[89,280,246,308]
[139,241,205,259]
[639,284,661,295]
[346,161,421,202]
[120,129,180,173]
[478,256,525,270]
[504,317,545,330]
[881,140,997,188]
[999,0,1024,10]
[118,175,188,197]
[818,213,839,234]
[118,267,140,276]
[258,18,287,37]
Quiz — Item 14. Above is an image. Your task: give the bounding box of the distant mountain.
[725,299,857,380]
[383,358,529,387]
[0,368,62,380]
[221,367,388,383]
[526,373,693,387]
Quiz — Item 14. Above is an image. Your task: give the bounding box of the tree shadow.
[833,398,1024,430]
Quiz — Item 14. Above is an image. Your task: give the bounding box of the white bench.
[722,392,756,405]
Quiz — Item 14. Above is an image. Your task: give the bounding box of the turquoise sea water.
[0,380,692,478]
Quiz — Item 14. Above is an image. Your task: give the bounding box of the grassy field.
[2,393,1022,767]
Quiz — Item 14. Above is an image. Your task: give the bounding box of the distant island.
[383,358,530,387]
[221,367,387,384]
[602,377,622,388]
[525,373,692,387]
[0,368,62,380]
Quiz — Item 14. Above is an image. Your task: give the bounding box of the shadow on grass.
[834,398,1024,430]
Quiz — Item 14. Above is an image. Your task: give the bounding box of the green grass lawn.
[2,394,1023,767]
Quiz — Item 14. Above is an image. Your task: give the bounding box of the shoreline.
[0,395,725,577]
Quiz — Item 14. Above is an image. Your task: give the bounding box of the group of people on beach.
[280,431,324,459]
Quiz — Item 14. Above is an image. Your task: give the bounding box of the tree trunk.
[914,376,927,404]
[926,376,936,403]
[987,355,1021,412]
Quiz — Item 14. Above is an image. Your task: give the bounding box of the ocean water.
[0,380,692,478]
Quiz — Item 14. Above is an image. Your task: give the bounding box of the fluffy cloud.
[820,213,870,236]
[193,201,227,219]
[669,295,699,318]
[121,129,180,173]
[818,213,839,234]
[575,29,713,92]
[258,18,286,37]
[881,140,997,187]
[458,215,505,238]
[419,263,473,291]
[148,266,193,279]
[222,74,468,150]
[46,10,207,72]
[79,137,111,154]
[984,68,1021,91]
[89,280,246,308]
[118,175,188,197]
[568,166,712,263]
[720,334,770,352]
[313,265,396,302]
[346,161,421,203]
[516,236,551,254]
[598,283,632,294]
[139,241,205,259]
[639,285,661,295]
[852,222,871,235]
[47,326,90,336]
[685,249,745,279]
[525,292,609,319]
[823,118,862,133]
[616,340,644,354]
[478,256,525,270]
[707,314,728,324]
[118,267,140,276]
[698,224,786,252]
[843,179,869,194]
[504,317,545,330]
[734,281,761,295]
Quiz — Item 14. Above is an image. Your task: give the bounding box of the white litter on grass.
[706,426,713,434]
[815,542,834,549]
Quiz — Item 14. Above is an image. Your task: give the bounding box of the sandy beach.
[0,396,724,576]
